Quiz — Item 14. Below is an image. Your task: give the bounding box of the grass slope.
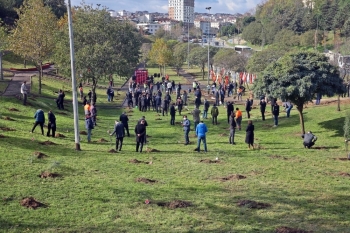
[0,78,350,232]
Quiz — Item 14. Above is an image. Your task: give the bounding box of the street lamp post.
[206,7,211,85]
[187,16,190,70]
[66,0,81,150]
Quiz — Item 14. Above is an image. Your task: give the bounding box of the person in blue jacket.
[31,109,45,135]
[195,121,208,152]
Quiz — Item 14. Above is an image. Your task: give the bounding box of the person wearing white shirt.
[20,81,28,105]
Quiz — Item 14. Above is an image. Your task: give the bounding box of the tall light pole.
[66,0,81,150]
[206,7,211,85]
[187,15,190,70]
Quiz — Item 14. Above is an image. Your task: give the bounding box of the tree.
[10,0,57,94]
[213,48,248,72]
[140,43,152,66]
[54,5,141,104]
[0,20,8,80]
[246,46,289,74]
[188,46,218,80]
[253,51,345,134]
[149,38,172,75]
[241,21,263,45]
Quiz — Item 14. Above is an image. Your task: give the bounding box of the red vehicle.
[135,68,148,84]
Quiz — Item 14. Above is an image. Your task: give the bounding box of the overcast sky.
[71,0,260,14]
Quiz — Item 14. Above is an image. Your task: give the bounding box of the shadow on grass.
[318,117,344,137]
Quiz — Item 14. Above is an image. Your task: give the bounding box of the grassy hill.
[1,76,350,232]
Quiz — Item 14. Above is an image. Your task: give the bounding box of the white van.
[234,45,252,54]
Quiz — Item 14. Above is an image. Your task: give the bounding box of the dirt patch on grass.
[136,177,157,183]
[269,155,288,160]
[156,200,192,209]
[146,135,152,138]
[97,138,108,143]
[237,200,271,209]
[9,108,19,112]
[313,146,327,150]
[219,133,227,137]
[80,131,87,135]
[0,127,16,131]
[0,134,7,138]
[146,147,160,152]
[262,124,274,128]
[2,116,15,121]
[55,133,66,138]
[219,174,246,181]
[334,158,350,161]
[339,172,350,177]
[39,141,57,146]
[155,118,162,120]
[129,159,152,164]
[58,112,67,115]
[108,149,117,153]
[34,151,48,159]
[20,197,45,209]
[39,171,60,178]
[200,159,221,163]
[275,226,311,233]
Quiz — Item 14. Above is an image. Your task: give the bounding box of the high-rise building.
[168,0,195,23]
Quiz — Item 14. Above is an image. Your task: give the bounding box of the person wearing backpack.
[85,113,94,143]
[211,104,219,125]
[46,110,56,137]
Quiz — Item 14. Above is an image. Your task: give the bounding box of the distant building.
[168,0,195,24]
[137,23,163,35]
[109,10,118,18]
[194,20,210,35]
[138,14,153,23]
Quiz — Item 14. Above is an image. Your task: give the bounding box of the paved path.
[2,71,36,97]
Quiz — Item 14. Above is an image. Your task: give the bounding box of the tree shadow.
[318,117,344,137]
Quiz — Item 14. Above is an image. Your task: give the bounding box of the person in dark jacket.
[135,119,146,152]
[138,116,148,144]
[31,109,45,135]
[226,101,234,123]
[229,112,236,144]
[245,120,254,149]
[245,98,252,119]
[110,120,125,151]
[272,102,280,127]
[155,95,162,113]
[46,110,56,137]
[170,103,176,125]
[203,99,210,119]
[127,91,133,108]
[302,131,317,149]
[162,98,169,116]
[85,113,94,143]
[82,96,88,106]
[56,90,65,110]
[119,112,130,137]
[176,97,183,115]
[215,91,220,106]
[260,99,267,121]
[211,104,219,125]
[87,90,92,102]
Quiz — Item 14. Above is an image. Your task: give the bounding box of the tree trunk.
[36,63,43,94]
[337,95,341,111]
[24,60,27,68]
[297,105,305,134]
[0,51,3,80]
[91,79,97,105]
[202,64,205,80]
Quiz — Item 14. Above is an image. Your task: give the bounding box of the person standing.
[272,102,280,127]
[31,109,45,135]
[46,110,56,137]
[79,86,84,100]
[182,91,188,106]
[203,99,210,119]
[110,120,125,151]
[84,101,91,115]
[235,108,242,130]
[119,112,130,137]
[177,97,183,115]
[20,81,28,105]
[285,101,293,118]
[182,115,190,145]
[211,104,219,125]
[229,112,236,145]
[245,98,252,119]
[245,120,255,149]
[155,94,162,113]
[215,91,220,106]
[85,113,94,143]
[135,119,146,152]
[226,101,234,123]
[170,103,176,125]
[260,99,267,121]
[56,90,64,110]
[191,107,201,132]
[90,103,97,126]
[162,98,169,116]
[195,121,208,152]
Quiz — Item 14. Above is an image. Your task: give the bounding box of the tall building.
[168,0,195,23]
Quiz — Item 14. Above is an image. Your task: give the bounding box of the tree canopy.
[253,51,346,134]
[54,4,141,103]
[10,0,57,94]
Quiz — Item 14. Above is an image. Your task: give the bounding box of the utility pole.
[206,7,211,85]
[66,0,81,150]
[187,15,190,70]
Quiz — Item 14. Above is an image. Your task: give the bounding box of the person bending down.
[302,131,317,149]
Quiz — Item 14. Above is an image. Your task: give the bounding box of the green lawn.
[0,77,11,94]
[146,65,189,84]
[2,52,37,69]
[1,82,350,232]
